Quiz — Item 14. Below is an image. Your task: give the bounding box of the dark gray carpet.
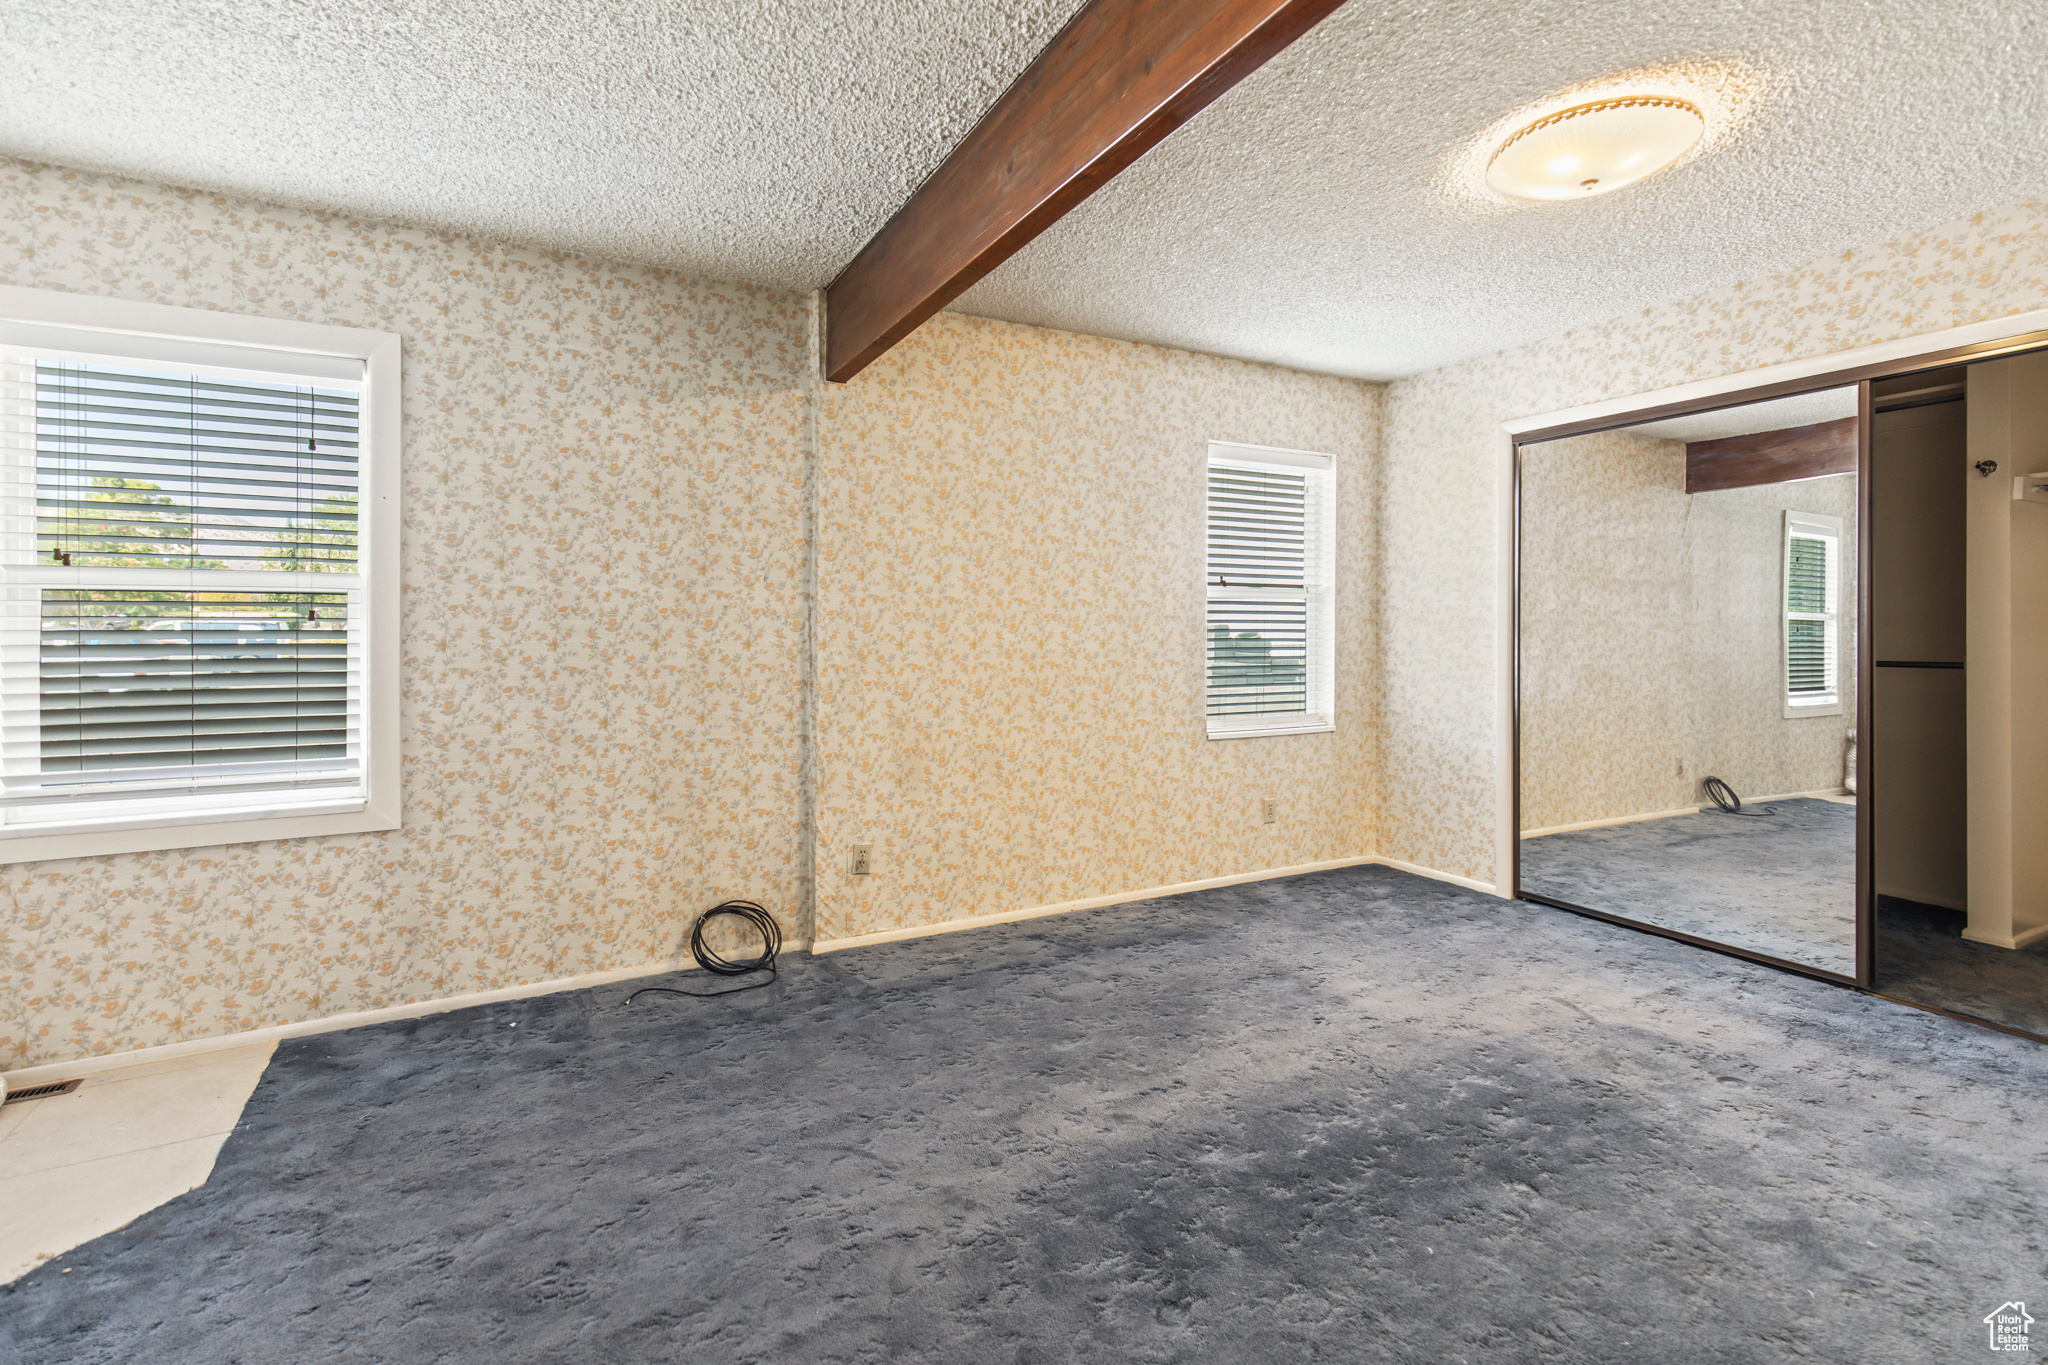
[1520,798,1856,975]
[4,865,2044,1364]
[1879,896,2048,1039]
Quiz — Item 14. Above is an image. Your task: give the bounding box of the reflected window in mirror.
[1783,511,1843,717]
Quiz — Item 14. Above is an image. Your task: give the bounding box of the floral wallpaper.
[0,159,813,1069]
[1382,200,2048,884]
[0,158,1383,1068]
[8,150,2043,1068]
[1519,427,1856,832]
[813,313,1380,942]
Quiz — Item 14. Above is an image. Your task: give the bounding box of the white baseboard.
[1368,856,1498,896]
[2,957,695,1089]
[1521,788,1850,839]
[1521,805,1702,838]
[6,854,1499,1084]
[1753,787,1853,805]
[1963,920,2048,951]
[811,854,1498,955]
[812,855,1376,953]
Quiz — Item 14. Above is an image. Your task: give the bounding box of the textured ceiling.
[0,0,1090,292]
[1630,388,1858,445]
[4,1,2046,381]
[957,0,2048,379]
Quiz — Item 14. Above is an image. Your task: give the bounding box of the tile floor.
[0,1044,273,1283]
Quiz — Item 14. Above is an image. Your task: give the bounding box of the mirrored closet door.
[1517,387,1861,980]
[1516,350,2048,1040]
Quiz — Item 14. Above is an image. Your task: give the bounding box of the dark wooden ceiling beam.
[822,0,1347,383]
[1685,417,1858,494]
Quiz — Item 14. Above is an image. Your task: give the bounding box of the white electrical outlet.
[850,843,873,876]
[1261,798,1278,825]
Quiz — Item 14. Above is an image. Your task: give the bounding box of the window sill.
[1207,720,1336,741]
[1783,698,1844,719]
[0,799,396,864]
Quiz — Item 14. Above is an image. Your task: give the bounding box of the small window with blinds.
[1783,511,1843,717]
[1206,443,1336,738]
[0,293,397,859]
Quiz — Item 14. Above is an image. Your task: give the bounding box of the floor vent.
[4,1079,82,1105]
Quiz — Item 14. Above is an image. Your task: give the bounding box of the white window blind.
[1205,443,1335,738]
[1783,510,1842,716]
[0,354,367,828]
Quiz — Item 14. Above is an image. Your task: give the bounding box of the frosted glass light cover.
[1487,97,1705,201]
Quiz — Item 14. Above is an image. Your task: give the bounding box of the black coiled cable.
[627,899,781,1003]
[1702,776,1772,818]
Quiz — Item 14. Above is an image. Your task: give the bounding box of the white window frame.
[0,283,400,861]
[1782,509,1843,719]
[1204,441,1336,740]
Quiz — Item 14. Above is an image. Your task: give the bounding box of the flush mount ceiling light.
[1486,96,1706,201]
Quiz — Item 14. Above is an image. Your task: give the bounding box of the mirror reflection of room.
[1872,357,2048,1035]
[1519,387,1858,976]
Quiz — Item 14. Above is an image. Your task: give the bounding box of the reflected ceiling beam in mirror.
[822,0,1347,383]
[1685,417,1857,495]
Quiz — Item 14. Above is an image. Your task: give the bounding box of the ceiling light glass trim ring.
[1486,95,1706,202]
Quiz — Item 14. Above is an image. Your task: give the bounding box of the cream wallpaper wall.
[1519,426,1856,832]
[0,159,814,1069]
[812,313,1380,942]
[10,151,2042,1067]
[1382,200,2048,883]
[0,159,1383,1068]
